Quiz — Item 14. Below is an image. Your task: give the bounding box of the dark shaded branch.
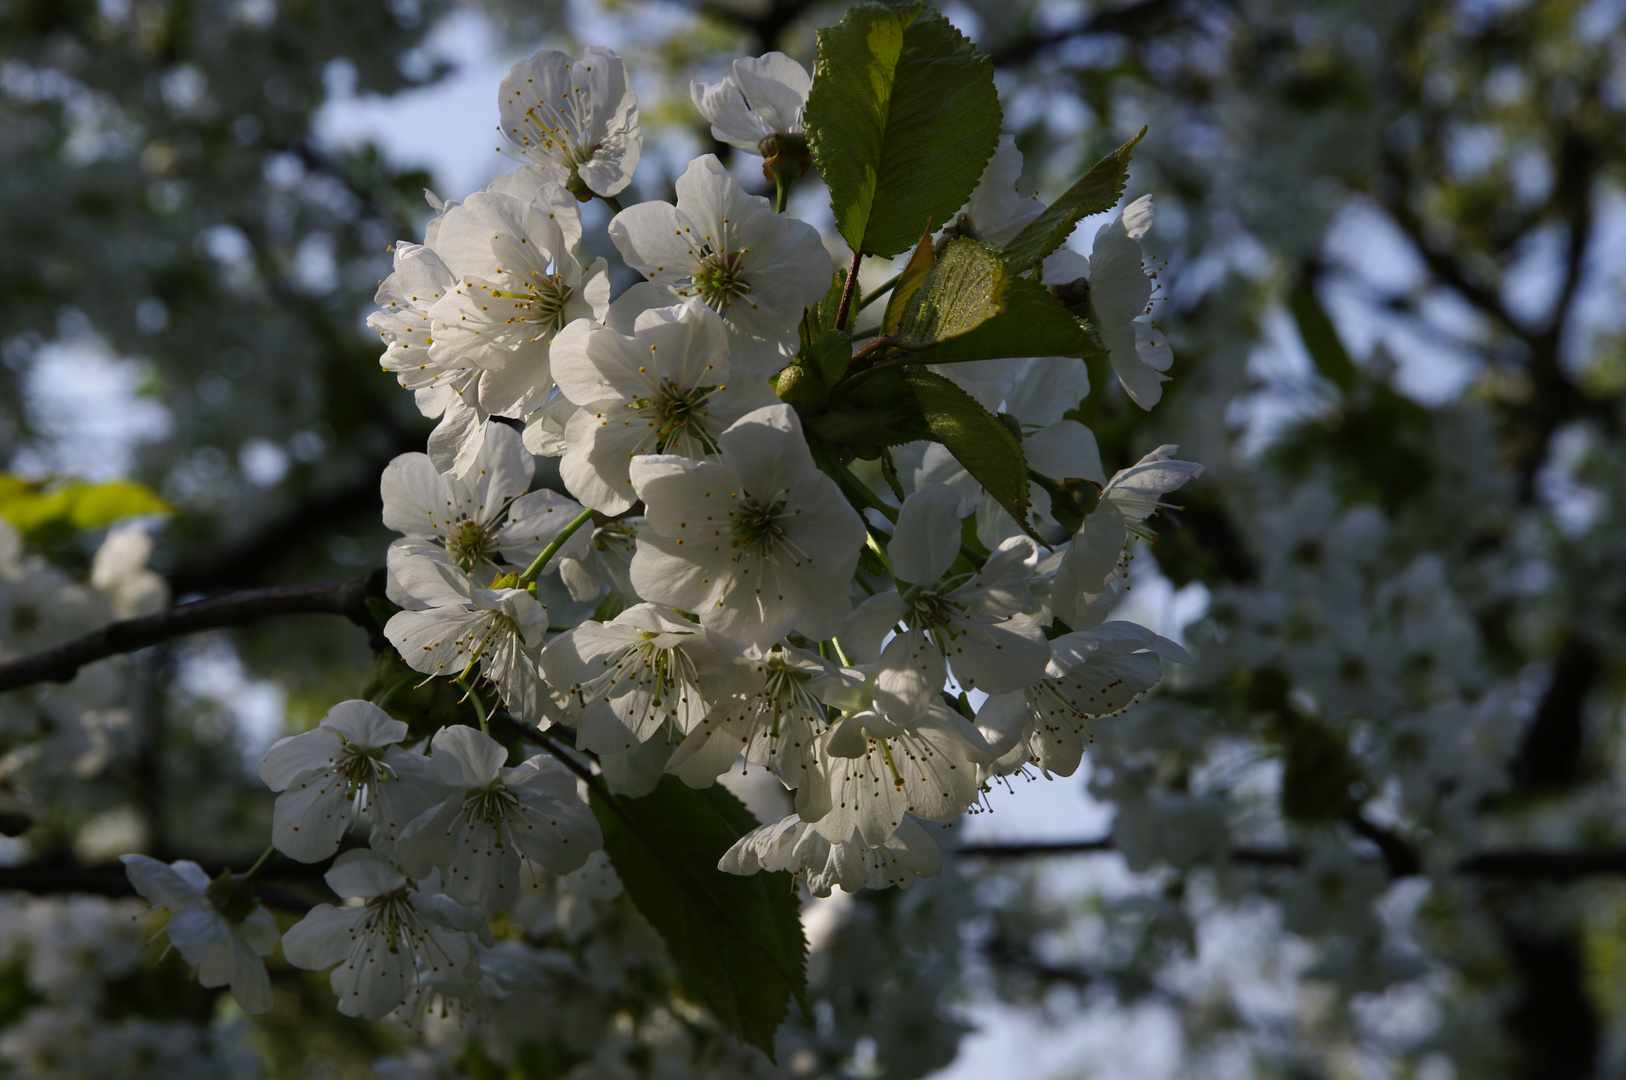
[0,574,383,692]
[1349,812,1422,877]
[958,837,1626,880]
[0,859,324,911]
[1510,634,1600,793]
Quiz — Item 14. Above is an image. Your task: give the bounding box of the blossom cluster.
[117,36,1197,1035]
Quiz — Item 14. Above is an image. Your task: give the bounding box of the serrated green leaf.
[1001,127,1147,270]
[904,369,1036,537]
[1288,276,1358,393]
[883,230,936,335]
[896,237,1007,347]
[0,474,174,538]
[808,3,1002,257]
[591,778,806,1059]
[907,273,1107,364]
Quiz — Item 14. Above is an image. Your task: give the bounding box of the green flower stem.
[469,689,490,736]
[774,175,791,213]
[519,507,598,584]
[857,272,901,311]
[817,449,899,525]
[372,671,416,710]
[599,192,625,215]
[241,844,277,884]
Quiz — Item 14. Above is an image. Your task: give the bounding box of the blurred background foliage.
[1,0,1624,1076]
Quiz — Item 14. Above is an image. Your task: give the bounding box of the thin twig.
[834,249,862,331]
[956,836,1626,880]
[0,576,380,693]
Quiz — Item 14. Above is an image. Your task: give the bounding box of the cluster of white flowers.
[107,35,1197,1036]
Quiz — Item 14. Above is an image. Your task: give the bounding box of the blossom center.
[496,272,575,340]
[730,498,786,556]
[906,586,962,630]
[445,519,497,571]
[336,743,391,800]
[691,248,750,310]
[634,381,719,452]
[461,783,521,828]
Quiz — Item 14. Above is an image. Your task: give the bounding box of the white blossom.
[420,183,611,475]
[258,699,437,862]
[497,47,641,198]
[608,155,830,373]
[384,548,551,720]
[720,812,941,896]
[799,703,990,845]
[946,135,1042,246]
[381,422,591,580]
[666,644,865,789]
[89,527,167,619]
[281,849,485,1021]
[841,484,1050,723]
[1083,195,1173,408]
[978,621,1192,777]
[628,404,866,653]
[539,603,753,756]
[396,725,602,912]
[690,52,810,155]
[119,855,278,1015]
[549,298,777,514]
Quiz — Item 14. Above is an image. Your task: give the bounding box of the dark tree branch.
[958,837,1626,880]
[0,574,383,693]
[0,859,323,911]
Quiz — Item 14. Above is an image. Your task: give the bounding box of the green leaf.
[895,237,1007,347]
[801,267,848,349]
[808,328,854,388]
[0,474,174,539]
[907,273,1107,364]
[903,369,1036,537]
[591,778,807,1059]
[1001,127,1148,270]
[1288,275,1359,393]
[883,230,936,335]
[808,3,1002,257]
[810,368,931,455]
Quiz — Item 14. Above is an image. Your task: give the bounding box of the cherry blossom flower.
[628,404,866,653]
[945,135,1042,245]
[120,856,278,1014]
[720,812,942,896]
[396,725,602,912]
[539,603,753,755]
[497,47,641,198]
[384,548,550,720]
[799,703,991,846]
[281,849,485,1021]
[690,52,810,158]
[381,422,591,581]
[421,183,611,475]
[977,621,1192,777]
[666,644,865,789]
[841,485,1050,723]
[608,156,830,373]
[549,298,777,514]
[1081,195,1173,408]
[257,699,436,862]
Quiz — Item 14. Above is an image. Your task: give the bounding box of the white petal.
[889,484,963,586]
